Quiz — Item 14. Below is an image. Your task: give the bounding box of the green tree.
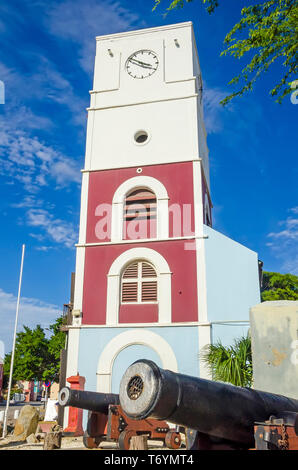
[7,325,50,382]
[261,271,298,301]
[44,316,67,382]
[3,317,66,389]
[153,0,298,104]
[200,335,253,387]
[3,353,15,391]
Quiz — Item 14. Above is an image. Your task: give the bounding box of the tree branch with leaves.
[153,0,298,104]
[261,271,298,300]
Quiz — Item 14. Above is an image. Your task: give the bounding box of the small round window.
[134,130,148,144]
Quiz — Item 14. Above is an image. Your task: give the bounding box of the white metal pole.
[2,244,25,438]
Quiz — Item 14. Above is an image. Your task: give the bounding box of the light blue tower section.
[204,225,260,345]
[77,325,200,393]
[77,325,200,428]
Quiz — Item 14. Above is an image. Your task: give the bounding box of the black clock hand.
[130,58,152,67]
[128,58,155,70]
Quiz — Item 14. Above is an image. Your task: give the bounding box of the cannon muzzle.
[119,360,298,446]
[59,387,119,414]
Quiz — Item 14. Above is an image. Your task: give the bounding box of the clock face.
[125,50,159,79]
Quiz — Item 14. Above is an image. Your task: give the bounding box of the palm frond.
[200,334,253,387]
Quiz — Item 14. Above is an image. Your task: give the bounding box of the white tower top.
[84,22,210,188]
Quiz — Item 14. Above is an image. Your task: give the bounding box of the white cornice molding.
[65,319,249,330]
[67,321,211,329]
[89,77,197,94]
[86,94,198,112]
[80,157,203,173]
[96,22,193,42]
[75,235,208,248]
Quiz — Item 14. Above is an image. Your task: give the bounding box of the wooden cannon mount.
[183,412,298,450]
[58,387,181,450]
[84,404,181,450]
[254,412,298,450]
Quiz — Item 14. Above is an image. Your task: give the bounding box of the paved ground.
[0,402,184,451]
[0,435,167,451]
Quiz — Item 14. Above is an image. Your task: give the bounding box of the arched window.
[111,176,169,242]
[121,261,157,304]
[106,247,172,325]
[123,188,157,240]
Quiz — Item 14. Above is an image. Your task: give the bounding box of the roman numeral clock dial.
[125,50,159,79]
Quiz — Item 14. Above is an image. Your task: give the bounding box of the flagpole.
[2,244,25,438]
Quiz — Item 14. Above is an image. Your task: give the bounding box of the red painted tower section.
[86,162,196,244]
[82,240,198,324]
[81,161,203,325]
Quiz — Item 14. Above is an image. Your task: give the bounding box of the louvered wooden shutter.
[141,262,157,302]
[122,282,138,303]
[123,263,138,279]
[124,189,157,221]
[142,262,156,278]
[121,261,157,303]
[141,281,157,302]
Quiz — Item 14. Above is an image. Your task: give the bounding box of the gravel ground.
[0,435,168,451]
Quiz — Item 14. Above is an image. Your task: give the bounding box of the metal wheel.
[165,431,181,449]
[118,430,135,450]
[83,430,103,449]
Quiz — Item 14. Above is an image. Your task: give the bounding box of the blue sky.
[0,0,297,353]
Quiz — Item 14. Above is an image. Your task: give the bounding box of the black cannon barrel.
[119,360,298,446]
[58,387,119,414]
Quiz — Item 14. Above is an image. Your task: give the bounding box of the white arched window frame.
[96,329,178,392]
[106,247,172,326]
[111,176,169,241]
[121,261,158,304]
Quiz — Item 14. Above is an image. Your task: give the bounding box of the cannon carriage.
[58,386,181,450]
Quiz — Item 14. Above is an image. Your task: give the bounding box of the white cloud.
[267,209,298,275]
[0,58,87,128]
[268,218,298,241]
[203,85,230,134]
[46,0,141,74]
[203,82,264,146]
[0,288,61,354]
[11,196,43,209]
[35,246,54,252]
[0,1,141,200]
[29,232,45,242]
[0,58,83,194]
[0,124,81,193]
[0,64,82,189]
[27,208,78,248]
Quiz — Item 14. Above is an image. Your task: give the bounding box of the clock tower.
[65,22,260,427]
